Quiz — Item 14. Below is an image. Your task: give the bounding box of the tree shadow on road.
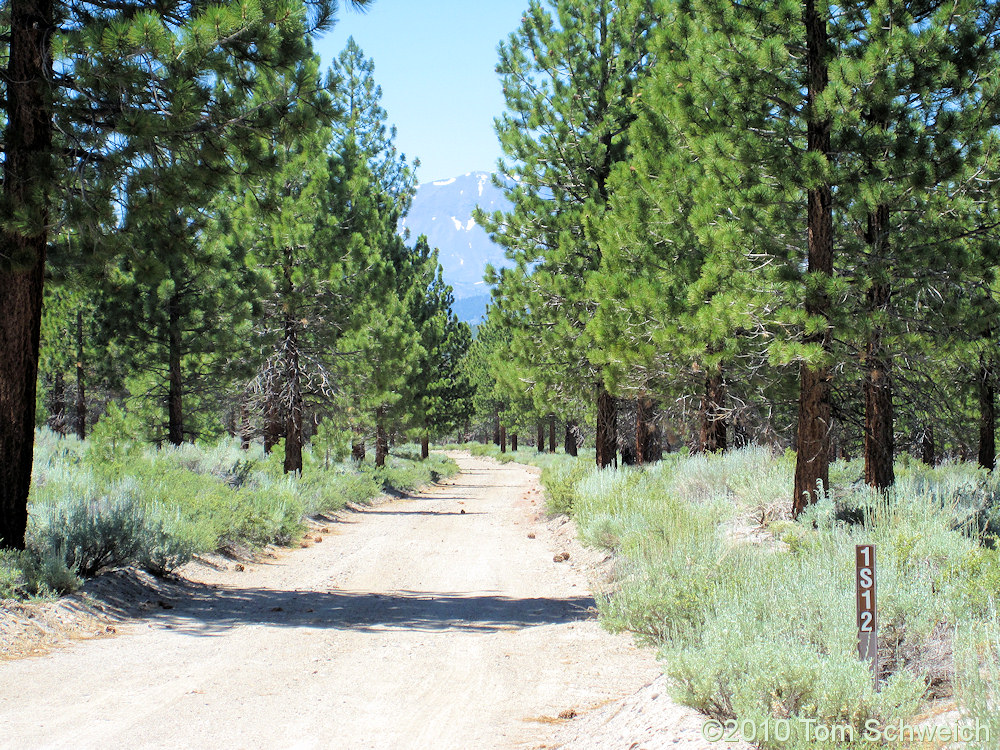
[143,585,597,636]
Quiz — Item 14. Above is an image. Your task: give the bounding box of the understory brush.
[465,442,520,463]
[957,607,1000,748]
[9,428,458,598]
[537,445,1000,749]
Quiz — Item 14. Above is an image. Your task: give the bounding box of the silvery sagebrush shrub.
[956,606,1000,749]
[138,504,208,576]
[540,445,999,748]
[0,548,80,599]
[28,479,149,576]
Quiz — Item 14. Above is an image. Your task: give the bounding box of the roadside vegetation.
[0,425,456,601]
[479,444,1000,749]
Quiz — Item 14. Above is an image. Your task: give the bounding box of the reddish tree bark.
[75,309,87,440]
[793,0,834,518]
[863,278,894,489]
[564,421,579,457]
[510,433,518,452]
[621,399,638,466]
[239,395,252,450]
[979,353,995,471]
[421,434,430,460]
[699,372,727,454]
[167,295,184,446]
[636,397,661,465]
[596,387,617,468]
[499,424,507,453]
[548,414,557,454]
[536,422,545,452]
[0,0,54,549]
[920,425,935,466]
[375,407,388,468]
[263,404,283,454]
[352,438,366,462]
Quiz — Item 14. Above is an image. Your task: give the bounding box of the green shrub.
[467,442,526,463]
[28,483,150,576]
[0,549,80,599]
[957,606,1000,749]
[309,422,353,468]
[85,403,145,479]
[362,452,460,494]
[138,504,208,576]
[540,456,592,514]
[538,445,1000,747]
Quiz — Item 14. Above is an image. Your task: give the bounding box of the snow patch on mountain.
[400,171,513,321]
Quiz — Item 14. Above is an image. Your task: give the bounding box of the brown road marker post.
[856,544,878,691]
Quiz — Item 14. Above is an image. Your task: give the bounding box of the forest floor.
[0,452,739,750]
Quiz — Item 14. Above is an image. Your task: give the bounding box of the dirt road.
[0,452,660,750]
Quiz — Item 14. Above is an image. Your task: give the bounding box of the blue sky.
[314,1,528,184]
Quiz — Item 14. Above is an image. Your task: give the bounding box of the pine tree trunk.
[795,365,832,514]
[564,421,579,457]
[699,371,727,453]
[421,433,430,460]
[0,0,53,549]
[263,404,283,454]
[283,318,303,473]
[920,425,935,466]
[979,352,995,470]
[549,414,557,454]
[0,261,43,552]
[75,308,87,440]
[636,397,661,465]
[621,399,639,466]
[493,409,501,446]
[375,407,388,468]
[499,424,507,453]
[596,387,617,468]
[167,295,184,446]
[862,206,894,490]
[537,422,545,452]
[863,330,894,487]
[352,438,366,462]
[239,395,251,450]
[511,433,518,452]
[793,0,834,518]
[47,371,67,435]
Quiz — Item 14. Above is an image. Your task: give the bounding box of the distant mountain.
[451,294,492,325]
[400,172,512,322]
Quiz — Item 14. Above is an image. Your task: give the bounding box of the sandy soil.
[0,452,733,750]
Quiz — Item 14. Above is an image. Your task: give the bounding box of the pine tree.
[478,0,658,469]
[404,237,474,457]
[97,169,260,445]
[319,38,419,468]
[322,38,425,466]
[616,0,1000,514]
[228,55,338,473]
[0,0,369,546]
[590,39,774,456]
[831,0,1000,489]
